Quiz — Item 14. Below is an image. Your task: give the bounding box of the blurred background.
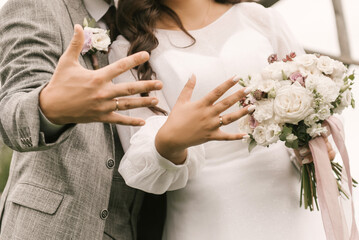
[0,0,358,220]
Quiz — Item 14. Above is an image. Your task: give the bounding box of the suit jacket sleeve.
[0,0,75,152]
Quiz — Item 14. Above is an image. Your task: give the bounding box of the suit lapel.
[62,0,110,70]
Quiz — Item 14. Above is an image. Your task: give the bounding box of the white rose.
[286,133,298,143]
[261,69,283,82]
[253,99,274,123]
[315,76,340,103]
[275,80,292,89]
[305,75,340,103]
[265,124,281,144]
[331,60,347,82]
[261,62,294,81]
[274,82,314,124]
[304,113,319,126]
[307,123,328,137]
[333,90,352,114]
[85,26,107,34]
[317,104,332,120]
[244,73,262,88]
[91,32,111,52]
[299,66,322,77]
[252,126,268,146]
[340,90,352,108]
[317,56,335,75]
[257,80,276,93]
[295,54,317,68]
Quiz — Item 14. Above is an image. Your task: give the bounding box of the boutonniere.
[81,18,111,70]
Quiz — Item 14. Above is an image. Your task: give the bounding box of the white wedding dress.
[109,3,326,239]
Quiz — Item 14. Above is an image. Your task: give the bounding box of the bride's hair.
[116,0,242,111]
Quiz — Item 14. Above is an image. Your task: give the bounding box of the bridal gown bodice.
[109,3,326,239]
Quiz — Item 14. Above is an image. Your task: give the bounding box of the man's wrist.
[38,107,66,138]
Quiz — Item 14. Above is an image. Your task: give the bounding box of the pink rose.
[81,30,93,54]
[289,71,305,87]
[249,115,259,129]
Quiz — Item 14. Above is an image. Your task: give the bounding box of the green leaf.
[83,18,88,27]
[349,73,355,80]
[351,97,356,109]
[238,78,246,87]
[292,139,299,149]
[302,165,309,209]
[248,139,257,153]
[282,70,288,80]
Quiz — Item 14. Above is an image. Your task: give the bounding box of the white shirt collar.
[83,0,114,22]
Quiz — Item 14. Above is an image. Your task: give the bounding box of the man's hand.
[39,24,162,126]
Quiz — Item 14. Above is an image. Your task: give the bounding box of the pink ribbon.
[309,116,359,240]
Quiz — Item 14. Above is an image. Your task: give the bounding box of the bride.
[109,0,327,239]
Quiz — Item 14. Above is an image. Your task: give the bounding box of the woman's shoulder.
[234,2,277,23]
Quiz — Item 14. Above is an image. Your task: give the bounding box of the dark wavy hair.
[116,0,243,113]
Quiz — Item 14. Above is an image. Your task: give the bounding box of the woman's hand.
[294,136,336,165]
[155,74,253,164]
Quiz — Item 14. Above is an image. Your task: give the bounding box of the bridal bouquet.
[238,52,357,211]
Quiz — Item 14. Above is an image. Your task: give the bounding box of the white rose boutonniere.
[81,18,112,69]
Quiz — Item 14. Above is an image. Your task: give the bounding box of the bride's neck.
[158,0,232,31]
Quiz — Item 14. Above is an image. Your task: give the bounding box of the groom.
[0,0,164,239]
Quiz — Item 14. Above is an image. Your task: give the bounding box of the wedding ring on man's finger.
[114,98,120,112]
[219,116,224,127]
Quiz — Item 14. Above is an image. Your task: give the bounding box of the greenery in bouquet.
[238,52,357,211]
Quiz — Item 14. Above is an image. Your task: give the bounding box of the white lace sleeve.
[108,36,205,194]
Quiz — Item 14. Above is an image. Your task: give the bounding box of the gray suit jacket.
[0,0,144,239]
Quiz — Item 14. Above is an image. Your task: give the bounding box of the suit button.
[106,158,115,169]
[100,209,109,220]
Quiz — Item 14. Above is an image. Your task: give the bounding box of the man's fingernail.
[141,52,149,59]
[151,99,158,105]
[140,121,145,126]
[244,87,252,94]
[248,105,256,113]
[232,75,240,83]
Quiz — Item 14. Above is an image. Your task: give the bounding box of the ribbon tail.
[325,116,359,240]
[309,137,348,240]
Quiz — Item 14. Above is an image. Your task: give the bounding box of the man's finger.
[108,80,162,98]
[202,76,240,105]
[177,74,196,103]
[63,24,85,61]
[99,51,150,80]
[105,97,159,112]
[100,112,146,126]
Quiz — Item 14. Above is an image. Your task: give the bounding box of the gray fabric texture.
[0,0,143,239]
